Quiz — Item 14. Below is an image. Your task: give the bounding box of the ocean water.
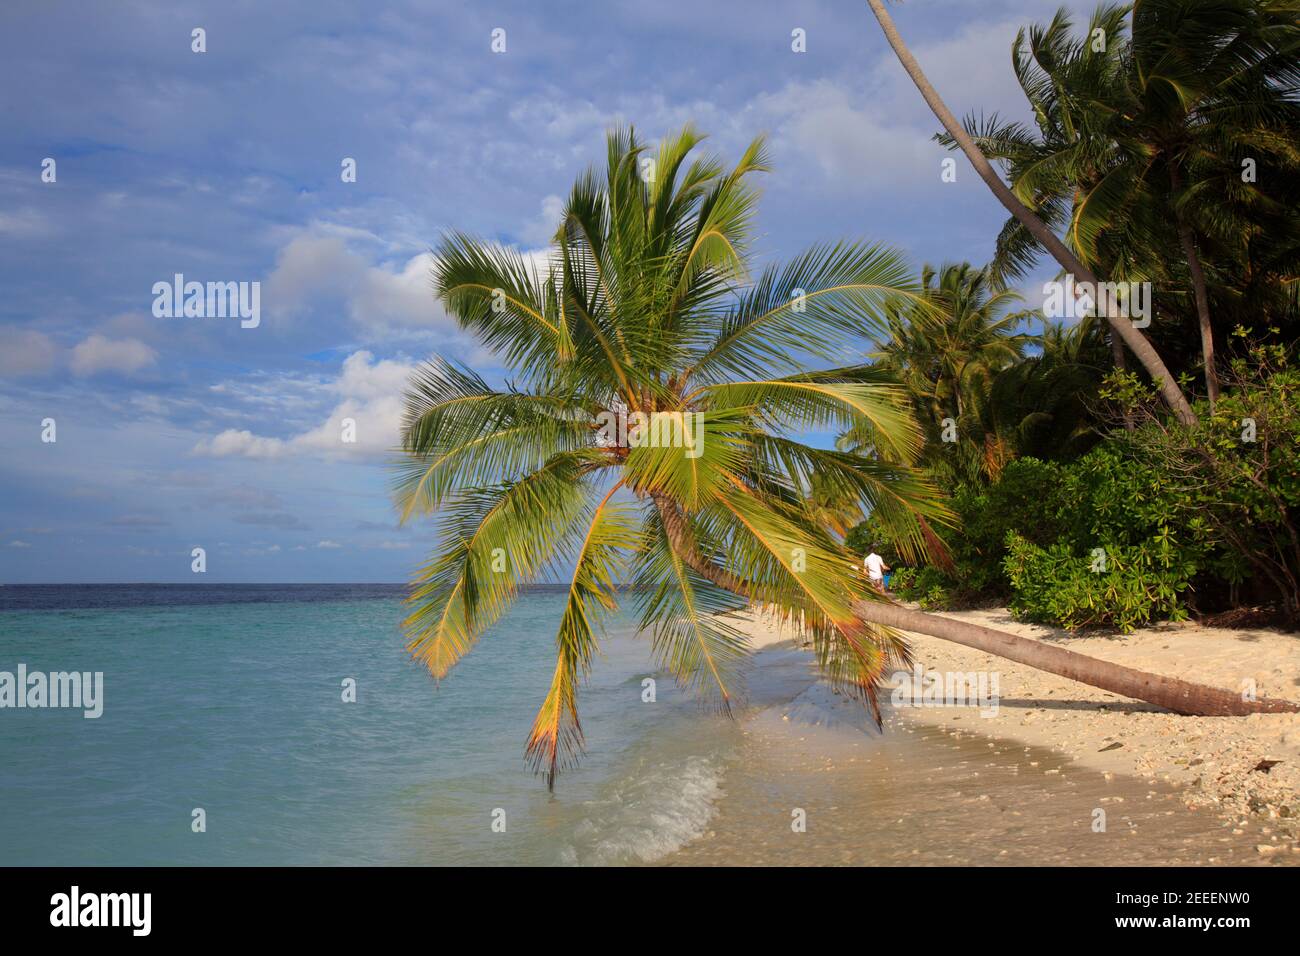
[3,585,1284,867]
[0,585,742,866]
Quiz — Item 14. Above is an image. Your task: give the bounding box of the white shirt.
[865,553,885,580]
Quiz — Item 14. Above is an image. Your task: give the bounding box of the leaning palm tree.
[397,126,950,786]
[864,0,1199,426]
[954,1,1300,410]
[398,126,1297,788]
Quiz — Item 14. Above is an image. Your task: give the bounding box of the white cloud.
[738,15,1036,201]
[70,334,158,377]
[241,543,283,556]
[519,194,565,247]
[350,252,440,330]
[264,234,366,309]
[331,348,413,399]
[264,226,450,335]
[755,80,936,193]
[870,18,1034,123]
[508,96,610,142]
[316,540,342,549]
[195,429,287,459]
[193,351,414,460]
[8,540,32,548]
[0,327,57,377]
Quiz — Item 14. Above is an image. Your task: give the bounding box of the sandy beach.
[665,605,1300,864]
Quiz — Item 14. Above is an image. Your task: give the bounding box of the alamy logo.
[890,665,1000,718]
[152,274,261,328]
[0,664,103,718]
[595,409,705,459]
[1042,276,1151,328]
[50,886,151,936]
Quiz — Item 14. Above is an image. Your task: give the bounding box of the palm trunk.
[854,601,1298,716]
[1107,325,1136,430]
[1176,220,1220,408]
[1109,327,1126,370]
[864,0,1197,427]
[655,494,1299,716]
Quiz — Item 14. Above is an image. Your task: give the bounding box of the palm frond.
[525,482,639,789]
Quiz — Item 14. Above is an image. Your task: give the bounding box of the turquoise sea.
[4,584,1286,868]
[0,585,742,865]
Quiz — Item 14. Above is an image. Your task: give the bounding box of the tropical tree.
[866,262,1035,484]
[948,1,1300,410]
[1128,0,1300,403]
[860,262,1098,488]
[398,126,1297,788]
[397,126,949,786]
[864,0,1199,425]
[980,329,1104,465]
[941,3,1146,378]
[881,263,1032,416]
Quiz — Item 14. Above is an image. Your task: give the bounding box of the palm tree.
[880,263,1032,412]
[863,262,1035,486]
[397,126,950,786]
[1127,0,1300,405]
[864,0,1199,426]
[986,321,1105,463]
[943,4,1148,378]
[398,126,1297,788]
[955,1,1300,410]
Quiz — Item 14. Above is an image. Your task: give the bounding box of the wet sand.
[662,635,1297,866]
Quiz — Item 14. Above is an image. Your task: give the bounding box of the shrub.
[1101,346,1300,625]
[1003,530,1195,632]
[888,566,918,593]
[887,564,953,608]
[849,350,1300,629]
[949,457,1075,598]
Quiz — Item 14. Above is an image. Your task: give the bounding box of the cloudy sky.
[0,0,1091,583]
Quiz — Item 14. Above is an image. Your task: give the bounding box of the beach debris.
[1253,759,1281,773]
[1098,741,1124,752]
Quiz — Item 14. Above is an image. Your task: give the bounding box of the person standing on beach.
[864,548,889,593]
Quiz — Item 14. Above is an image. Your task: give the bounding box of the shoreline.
[717,605,1300,861]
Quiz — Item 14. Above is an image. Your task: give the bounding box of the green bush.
[908,565,955,609]
[887,566,918,593]
[949,457,1075,598]
[884,564,949,607]
[1003,530,1195,632]
[857,442,1210,628]
[847,372,1300,627]
[1101,350,1300,625]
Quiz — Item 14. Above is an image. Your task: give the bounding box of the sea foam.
[558,754,724,865]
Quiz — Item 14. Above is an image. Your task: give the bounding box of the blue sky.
[0,0,1091,583]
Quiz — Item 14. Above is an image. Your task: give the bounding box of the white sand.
[728,604,1300,856]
